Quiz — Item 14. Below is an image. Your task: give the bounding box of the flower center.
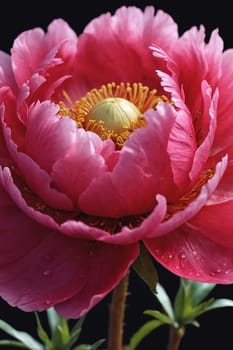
[87,97,141,133]
[58,82,168,149]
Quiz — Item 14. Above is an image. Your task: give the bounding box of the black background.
[0,1,233,349]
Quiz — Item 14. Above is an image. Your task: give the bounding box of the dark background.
[1,1,233,349]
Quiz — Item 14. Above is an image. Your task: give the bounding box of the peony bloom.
[0,5,233,318]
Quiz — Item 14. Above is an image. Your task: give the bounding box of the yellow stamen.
[58,82,168,149]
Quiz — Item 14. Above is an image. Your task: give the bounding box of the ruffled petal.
[51,130,108,205]
[0,51,17,94]
[61,194,166,244]
[79,102,176,217]
[76,6,178,91]
[24,101,78,172]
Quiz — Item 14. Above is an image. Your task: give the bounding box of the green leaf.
[90,339,106,350]
[0,340,35,348]
[153,283,175,321]
[128,320,162,350]
[182,298,214,323]
[0,320,43,350]
[205,298,233,311]
[34,312,53,350]
[46,308,60,334]
[73,339,105,350]
[143,310,173,325]
[133,243,158,293]
[183,279,216,306]
[63,315,86,350]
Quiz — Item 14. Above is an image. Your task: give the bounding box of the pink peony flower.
[0,5,233,318]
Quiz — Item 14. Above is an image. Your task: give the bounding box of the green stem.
[107,272,129,350]
[166,326,185,350]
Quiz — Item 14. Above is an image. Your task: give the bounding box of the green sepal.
[153,283,175,322]
[143,309,173,325]
[35,312,53,350]
[132,243,158,293]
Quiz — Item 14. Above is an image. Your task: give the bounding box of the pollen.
[58,82,168,149]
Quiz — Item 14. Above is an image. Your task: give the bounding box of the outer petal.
[0,177,139,316]
[11,19,77,87]
[79,102,176,217]
[55,242,139,318]
[2,118,73,210]
[144,225,233,284]
[188,200,233,247]
[0,180,84,310]
[0,51,18,94]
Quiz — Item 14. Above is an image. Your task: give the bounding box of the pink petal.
[51,130,109,206]
[55,242,139,318]
[147,155,227,238]
[46,18,78,61]
[167,108,196,193]
[144,225,233,283]
[76,6,178,90]
[0,51,17,94]
[212,49,233,153]
[172,26,208,114]
[0,172,139,317]
[24,101,78,172]
[79,102,177,217]
[189,84,217,184]
[61,194,166,244]
[188,200,233,247]
[207,161,233,204]
[0,180,83,310]
[0,166,60,229]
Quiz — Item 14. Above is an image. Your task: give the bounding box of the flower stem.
[108,272,129,350]
[166,326,185,350]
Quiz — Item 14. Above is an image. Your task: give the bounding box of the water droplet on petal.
[43,269,52,276]
[45,299,52,306]
[168,253,173,259]
[180,252,186,260]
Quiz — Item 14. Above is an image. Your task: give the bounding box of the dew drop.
[43,269,52,276]
[168,253,173,259]
[180,252,186,260]
[45,299,52,306]
[209,272,216,277]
